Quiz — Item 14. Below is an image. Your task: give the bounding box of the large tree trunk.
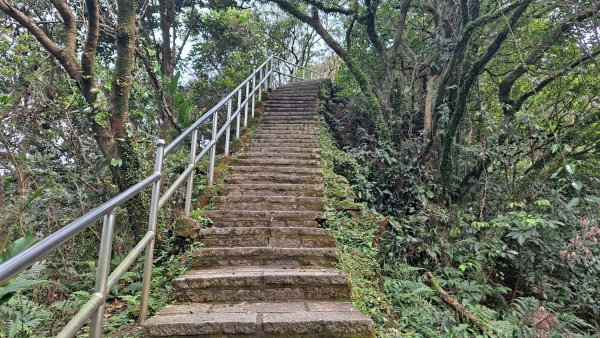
[110,0,147,238]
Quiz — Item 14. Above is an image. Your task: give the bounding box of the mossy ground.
[319,122,401,337]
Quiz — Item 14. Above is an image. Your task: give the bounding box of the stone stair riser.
[174,285,349,303]
[200,234,334,247]
[205,210,325,221]
[210,220,320,228]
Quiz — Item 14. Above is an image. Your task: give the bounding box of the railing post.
[225,99,232,156]
[244,81,249,127]
[236,89,242,139]
[264,63,269,91]
[258,67,263,101]
[139,139,165,323]
[184,129,198,217]
[267,59,275,89]
[251,67,256,118]
[208,111,218,185]
[89,209,116,338]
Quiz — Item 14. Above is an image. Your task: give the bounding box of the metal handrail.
[0,54,325,337]
[273,56,321,80]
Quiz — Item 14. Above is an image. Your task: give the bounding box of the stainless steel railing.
[0,55,323,337]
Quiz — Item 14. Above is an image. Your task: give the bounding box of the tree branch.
[499,3,600,107]
[81,0,100,103]
[0,0,81,80]
[49,0,78,55]
[300,0,354,16]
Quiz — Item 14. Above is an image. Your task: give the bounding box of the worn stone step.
[259,125,320,131]
[143,301,374,337]
[266,98,318,104]
[243,147,320,155]
[198,226,333,247]
[205,210,325,222]
[247,141,320,148]
[221,183,323,197]
[271,88,318,94]
[259,126,321,134]
[231,165,322,174]
[214,195,324,211]
[253,133,318,140]
[266,103,317,108]
[237,158,320,167]
[261,120,320,126]
[238,151,321,160]
[239,151,320,159]
[263,115,319,120]
[225,173,322,185]
[250,137,319,144]
[244,141,321,154]
[268,96,318,101]
[262,113,318,118]
[210,220,320,228]
[265,107,316,112]
[261,124,320,129]
[173,267,348,303]
[244,144,320,151]
[261,118,319,123]
[275,84,323,90]
[191,247,337,268]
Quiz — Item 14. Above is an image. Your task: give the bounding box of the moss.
[173,217,200,238]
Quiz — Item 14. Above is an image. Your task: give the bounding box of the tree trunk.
[110,0,147,238]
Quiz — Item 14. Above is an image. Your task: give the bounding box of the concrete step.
[198,226,333,247]
[243,146,320,154]
[259,125,320,131]
[261,120,320,126]
[250,137,319,144]
[271,89,318,94]
[252,133,318,140]
[258,127,320,133]
[231,165,322,174]
[210,220,320,228]
[191,247,337,268]
[262,114,319,124]
[239,151,320,159]
[143,301,375,337]
[173,267,348,302]
[236,158,320,167]
[268,95,318,101]
[205,210,325,222]
[214,196,324,211]
[266,103,317,108]
[220,183,323,197]
[247,141,320,148]
[250,142,318,149]
[225,173,322,184]
[266,99,318,104]
[262,121,320,127]
[265,107,316,112]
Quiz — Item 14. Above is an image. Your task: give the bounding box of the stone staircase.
[142,80,375,337]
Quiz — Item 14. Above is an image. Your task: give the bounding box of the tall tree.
[0,0,144,232]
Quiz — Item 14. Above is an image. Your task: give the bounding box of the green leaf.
[567,197,580,208]
[0,235,36,265]
[551,144,559,153]
[111,158,123,167]
[571,181,583,191]
[565,164,575,174]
